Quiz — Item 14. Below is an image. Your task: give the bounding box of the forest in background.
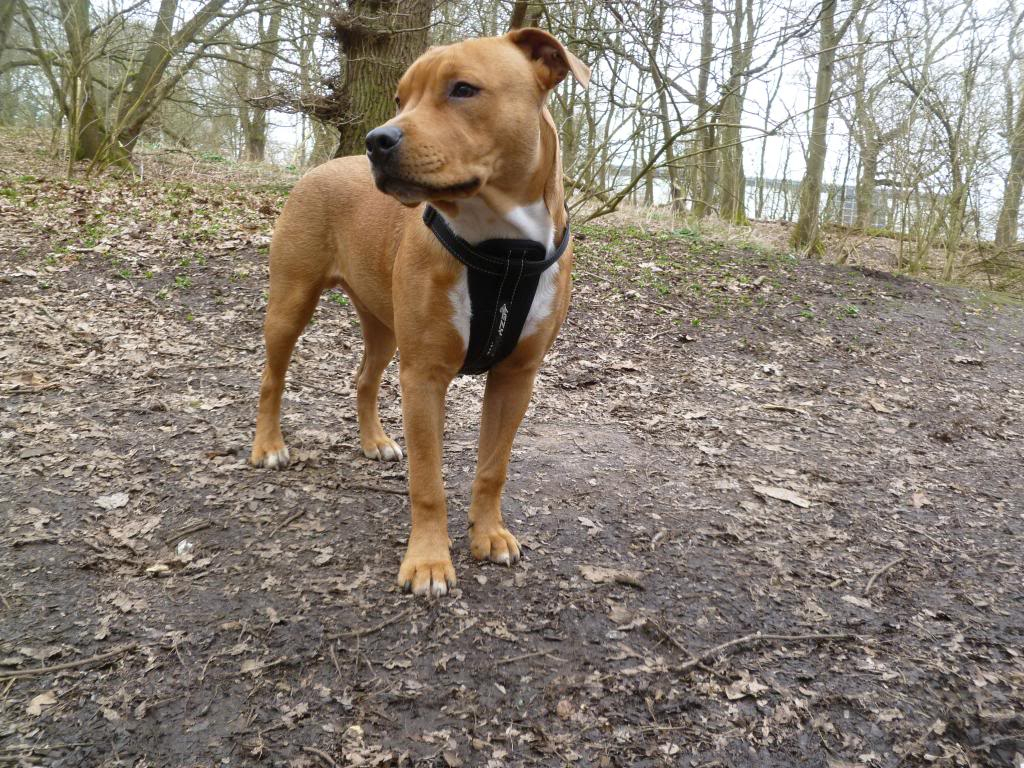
[1,0,1023,288]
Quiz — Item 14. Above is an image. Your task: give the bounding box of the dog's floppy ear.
[507,27,590,90]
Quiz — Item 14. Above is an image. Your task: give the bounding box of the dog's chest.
[443,200,560,353]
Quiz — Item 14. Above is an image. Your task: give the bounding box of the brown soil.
[1,156,1023,767]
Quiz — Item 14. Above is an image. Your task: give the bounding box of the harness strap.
[422,204,571,375]
[422,205,570,276]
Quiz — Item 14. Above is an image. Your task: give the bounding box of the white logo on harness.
[496,303,509,337]
[486,304,510,356]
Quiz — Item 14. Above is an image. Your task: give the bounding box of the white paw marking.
[495,551,511,566]
[363,441,403,462]
[412,578,449,597]
[262,447,289,469]
[431,578,449,597]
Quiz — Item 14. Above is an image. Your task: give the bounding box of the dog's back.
[270,155,409,327]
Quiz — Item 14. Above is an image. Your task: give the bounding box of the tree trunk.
[240,8,282,162]
[119,0,234,155]
[650,0,683,212]
[995,90,1024,246]
[58,0,127,165]
[242,112,268,162]
[332,0,434,158]
[792,0,856,252]
[54,0,234,166]
[717,115,745,223]
[718,0,753,224]
[854,142,878,229]
[0,1,15,57]
[943,177,966,281]
[508,1,542,30]
[691,0,715,218]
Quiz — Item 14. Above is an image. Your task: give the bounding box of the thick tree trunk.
[117,0,177,154]
[58,0,126,165]
[114,0,231,156]
[55,0,232,166]
[792,0,844,253]
[332,0,434,158]
[243,114,268,162]
[717,116,745,223]
[0,2,15,57]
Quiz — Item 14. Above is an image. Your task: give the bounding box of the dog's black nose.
[365,126,403,164]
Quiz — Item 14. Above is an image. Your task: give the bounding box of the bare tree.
[836,10,907,230]
[995,0,1024,247]
[716,0,756,224]
[236,8,283,162]
[16,0,253,166]
[791,0,863,253]
[891,1,996,279]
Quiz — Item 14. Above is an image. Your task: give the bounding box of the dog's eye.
[394,96,401,109]
[450,82,480,99]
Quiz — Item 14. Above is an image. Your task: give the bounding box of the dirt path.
[2,169,1023,767]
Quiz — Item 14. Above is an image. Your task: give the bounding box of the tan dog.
[250,29,589,596]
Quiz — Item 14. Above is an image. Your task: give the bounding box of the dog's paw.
[469,526,521,565]
[397,553,456,597]
[251,443,290,469]
[362,437,403,462]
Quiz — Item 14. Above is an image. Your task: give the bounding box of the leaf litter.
[1,141,1023,766]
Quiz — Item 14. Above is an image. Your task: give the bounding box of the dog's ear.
[508,27,590,90]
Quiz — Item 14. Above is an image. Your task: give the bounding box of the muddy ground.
[1,158,1023,767]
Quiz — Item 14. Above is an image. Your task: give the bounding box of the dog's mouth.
[372,170,482,206]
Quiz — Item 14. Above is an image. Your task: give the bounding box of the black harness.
[422,205,571,375]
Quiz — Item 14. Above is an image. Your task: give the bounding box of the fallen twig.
[674,632,854,673]
[340,482,408,496]
[209,338,258,354]
[301,746,338,767]
[648,620,716,674]
[864,556,906,596]
[269,509,306,537]
[329,607,415,641]
[498,650,566,664]
[762,403,810,416]
[163,520,211,545]
[0,644,138,681]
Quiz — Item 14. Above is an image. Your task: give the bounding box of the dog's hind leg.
[251,277,322,469]
[350,301,402,461]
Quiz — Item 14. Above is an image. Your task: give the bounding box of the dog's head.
[366,29,589,206]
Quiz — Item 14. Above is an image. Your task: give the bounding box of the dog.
[250,28,589,596]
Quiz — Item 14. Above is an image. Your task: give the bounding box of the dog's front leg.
[468,363,538,565]
[397,364,457,596]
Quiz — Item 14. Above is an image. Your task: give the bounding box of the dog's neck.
[439,197,555,253]
[432,107,565,256]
